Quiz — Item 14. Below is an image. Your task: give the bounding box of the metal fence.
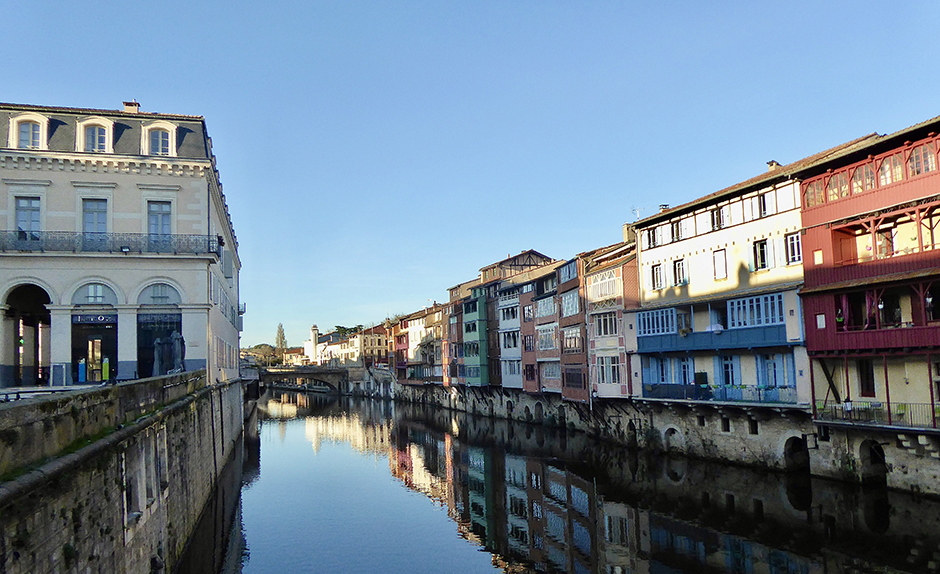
[815,400,939,429]
[0,231,221,256]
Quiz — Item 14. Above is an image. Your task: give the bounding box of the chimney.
[767,160,782,172]
[123,100,140,113]
[659,204,669,213]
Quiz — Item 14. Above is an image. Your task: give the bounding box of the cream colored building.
[0,101,241,387]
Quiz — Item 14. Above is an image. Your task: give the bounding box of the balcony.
[643,383,799,404]
[637,325,788,353]
[815,400,939,429]
[0,231,222,256]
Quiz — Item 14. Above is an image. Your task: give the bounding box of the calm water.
[178,392,940,574]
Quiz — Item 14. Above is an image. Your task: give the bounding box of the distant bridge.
[260,365,349,394]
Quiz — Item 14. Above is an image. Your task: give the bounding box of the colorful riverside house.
[557,258,589,403]
[463,283,491,386]
[445,278,476,386]
[583,231,638,399]
[629,139,877,417]
[797,116,940,485]
[497,280,523,390]
[534,269,561,394]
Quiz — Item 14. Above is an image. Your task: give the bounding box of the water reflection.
[180,393,940,574]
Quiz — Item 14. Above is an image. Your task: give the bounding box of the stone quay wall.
[0,371,244,574]
[396,384,940,496]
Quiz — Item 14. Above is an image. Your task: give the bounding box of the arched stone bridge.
[260,365,349,394]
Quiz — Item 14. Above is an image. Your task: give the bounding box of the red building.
[799,117,940,441]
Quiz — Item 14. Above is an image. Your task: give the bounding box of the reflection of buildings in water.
[261,398,298,419]
[304,413,391,455]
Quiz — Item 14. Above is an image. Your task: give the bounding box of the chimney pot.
[767,160,782,171]
[123,100,140,113]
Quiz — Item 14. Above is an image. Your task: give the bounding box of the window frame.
[785,232,802,264]
[76,117,115,154]
[651,264,663,290]
[8,112,49,151]
[141,120,178,157]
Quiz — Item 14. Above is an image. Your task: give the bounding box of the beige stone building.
[0,101,241,386]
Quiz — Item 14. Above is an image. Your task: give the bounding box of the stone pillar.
[181,305,210,377]
[0,305,13,387]
[116,305,139,381]
[47,306,73,386]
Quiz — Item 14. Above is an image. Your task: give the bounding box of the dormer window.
[141,121,177,157]
[76,117,114,153]
[8,112,49,151]
[19,122,40,149]
[85,125,106,152]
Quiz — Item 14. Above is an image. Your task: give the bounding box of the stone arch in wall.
[664,426,684,452]
[506,400,514,419]
[626,421,638,448]
[783,436,810,473]
[524,405,532,422]
[2,283,52,387]
[534,402,544,423]
[859,439,888,486]
[556,405,566,426]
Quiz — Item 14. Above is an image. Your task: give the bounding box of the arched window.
[850,164,875,194]
[908,143,937,177]
[76,117,114,153]
[71,282,118,305]
[878,153,904,186]
[8,112,49,151]
[141,121,177,157]
[138,283,182,305]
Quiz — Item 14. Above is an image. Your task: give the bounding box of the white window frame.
[536,297,555,318]
[673,259,687,286]
[559,261,577,284]
[141,120,178,157]
[727,293,785,328]
[785,232,802,264]
[713,249,727,280]
[594,312,618,337]
[597,356,620,385]
[753,239,770,271]
[651,264,663,290]
[561,290,580,317]
[537,324,557,351]
[8,112,49,151]
[588,269,619,302]
[76,117,115,154]
[637,308,676,336]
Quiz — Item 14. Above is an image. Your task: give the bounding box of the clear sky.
[4,1,939,347]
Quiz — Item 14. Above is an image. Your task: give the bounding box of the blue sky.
[5,1,940,347]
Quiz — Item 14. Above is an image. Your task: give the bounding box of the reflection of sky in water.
[240,418,499,574]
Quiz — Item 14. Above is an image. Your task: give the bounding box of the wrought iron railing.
[815,400,938,429]
[0,231,221,256]
[643,383,799,404]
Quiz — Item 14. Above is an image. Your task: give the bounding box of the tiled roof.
[0,102,205,121]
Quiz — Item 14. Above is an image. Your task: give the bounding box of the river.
[176,391,940,574]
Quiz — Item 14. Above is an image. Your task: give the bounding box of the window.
[503,360,521,376]
[851,164,875,194]
[588,270,618,301]
[500,306,518,321]
[647,356,669,384]
[858,359,876,398]
[677,357,693,384]
[804,180,825,208]
[537,325,557,351]
[18,121,40,149]
[594,312,618,337]
[541,362,561,380]
[721,356,736,386]
[876,229,894,258]
[86,284,104,303]
[670,220,683,242]
[673,259,687,286]
[559,260,578,284]
[637,308,676,336]
[826,172,849,201]
[561,290,580,317]
[908,143,937,177]
[713,249,727,280]
[878,154,904,186]
[785,233,802,264]
[651,264,663,290]
[501,330,519,349]
[150,129,170,156]
[759,354,781,388]
[753,239,769,270]
[83,199,108,233]
[711,207,726,231]
[562,327,582,353]
[563,369,584,389]
[645,227,662,248]
[756,193,768,218]
[15,197,41,240]
[523,305,534,322]
[597,356,620,385]
[536,297,555,318]
[727,293,785,328]
[147,201,171,236]
[85,125,107,152]
[464,300,477,314]
[524,364,535,381]
[523,335,535,352]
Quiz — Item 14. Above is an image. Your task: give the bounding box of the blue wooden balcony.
[643,383,799,404]
[637,325,789,353]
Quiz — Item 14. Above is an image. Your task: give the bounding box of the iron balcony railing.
[643,383,799,404]
[815,399,939,429]
[1,231,222,256]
